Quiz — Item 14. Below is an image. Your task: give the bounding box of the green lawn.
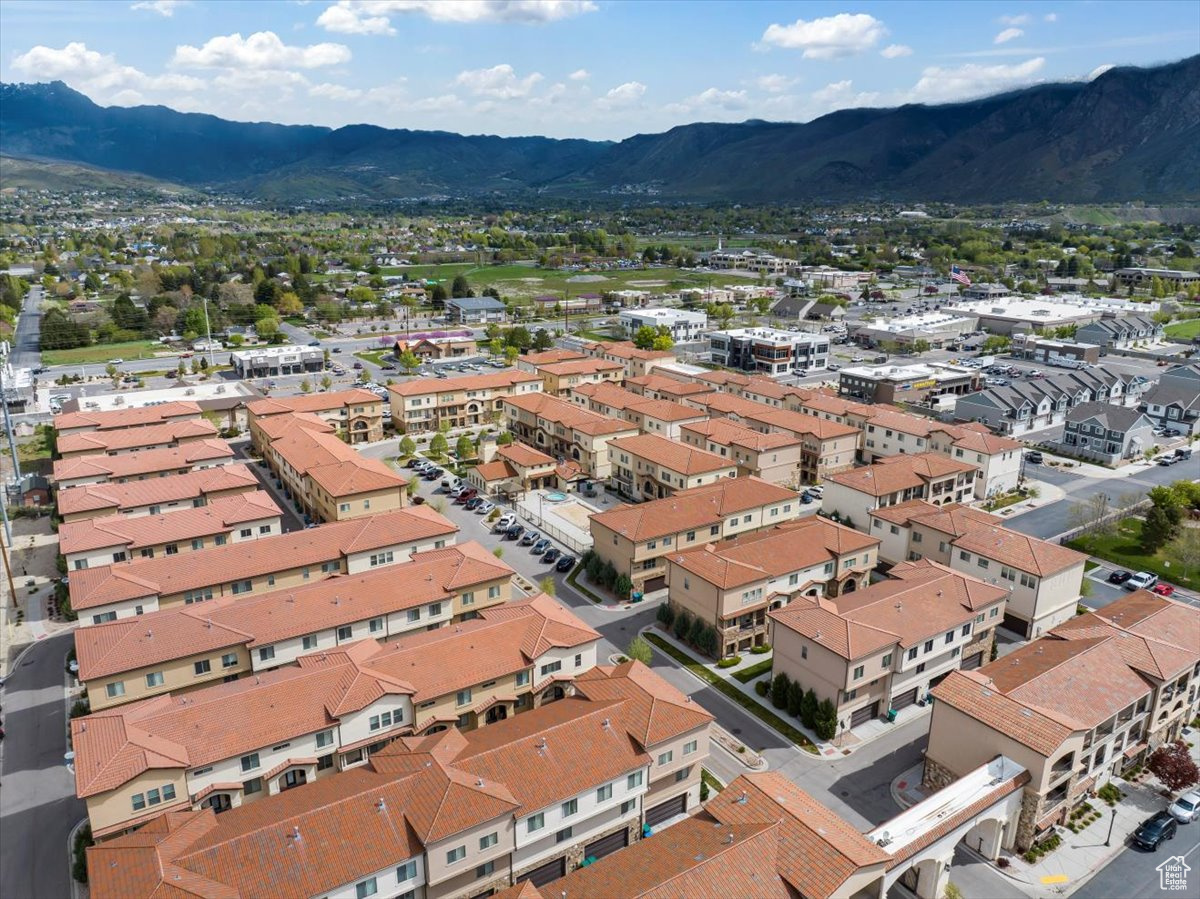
[1066,517,1198,588]
[354,349,393,367]
[1165,319,1200,340]
[644,632,817,752]
[41,339,169,366]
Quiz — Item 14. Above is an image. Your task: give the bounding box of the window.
[683,740,698,756]
[476,861,495,879]
[367,617,383,634]
[989,607,999,618]
[627,771,643,789]
[184,588,213,604]
[191,539,204,551]
[303,635,317,651]
[240,528,252,538]
[446,846,466,865]
[338,625,353,641]
[259,524,271,535]
[461,592,475,606]
[961,623,971,637]
[924,640,934,653]
[597,784,613,802]
[906,646,918,662]
[944,631,954,645]
[916,662,926,674]
[527,813,545,833]
[455,688,473,707]
[243,777,262,795]
[131,793,146,811]
[1019,573,1037,589]
[396,861,417,883]
[675,767,691,783]
[240,753,260,773]
[355,877,378,899]
[555,827,573,844]
[488,585,501,599]
[853,665,864,680]
[845,689,857,701]
[976,557,989,570]
[221,653,238,669]
[315,730,334,749]
[321,561,339,574]
[144,671,165,688]
[516,670,530,687]
[540,660,562,676]
[165,544,179,556]
[912,531,923,543]
[658,750,673,766]
[801,644,808,660]
[317,754,334,771]
[686,530,696,541]
[193,660,211,676]
[575,653,583,668]
[882,653,892,668]
[429,602,442,617]
[479,832,498,851]
[214,535,227,546]
[958,550,970,562]
[369,710,399,731]
[230,579,252,595]
[710,525,720,536]
[369,551,394,567]
[139,549,154,558]
[259,646,275,662]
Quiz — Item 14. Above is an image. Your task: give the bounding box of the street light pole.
[202,296,216,369]
[1104,807,1117,846]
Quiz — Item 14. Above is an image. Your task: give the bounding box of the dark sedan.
[1132,811,1177,850]
[542,548,561,564]
[1107,570,1132,585]
[555,555,577,572]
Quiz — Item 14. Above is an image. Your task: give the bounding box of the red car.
[1152,583,1176,597]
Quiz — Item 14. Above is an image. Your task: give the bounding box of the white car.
[493,513,516,532]
[1169,790,1200,824]
[1124,571,1159,591]
[476,500,495,515]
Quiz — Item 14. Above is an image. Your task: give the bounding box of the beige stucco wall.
[85,645,251,711]
[87,768,189,839]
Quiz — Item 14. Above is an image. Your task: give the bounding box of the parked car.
[494,514,516,532]
[555,555,577,572]
[1174,447,1193,460]
[1168,790,1200,824]
[476,500,495,515]
[1025,451,1043,464]
[505,525,525,541]
[520,531,540,546]
[454,488,478,504]
[1125,571,1159,591]
[1157,456,1177,467]
[1132,811,1178,850]
[423,468,444,481]
[800,492,813,504]
[353,362,364,370]
[464,497,483,511]
[542,548,561,564]
[532,538,550,554]
[307,341,320,347]
[411,496,426,505]
[1152,583,1176,597]
[331,347,342,353]
[1107,570,1132,585]
[806,484,823,497]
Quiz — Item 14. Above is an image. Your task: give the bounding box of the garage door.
[962,651,985,671]
[891,688,919,711]
[643,575,667,593]
[584,829,629,862]
[645,794,686,828]
[518,857,566,888]
[850,701,880,728]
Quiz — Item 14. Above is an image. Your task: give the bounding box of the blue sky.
[2,1,1197,139]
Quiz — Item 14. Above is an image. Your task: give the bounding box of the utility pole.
[0,355,17,547]
[202,296,216,368]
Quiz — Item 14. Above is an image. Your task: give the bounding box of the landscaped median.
[643,632,817,753]
[1067,517,1198,589]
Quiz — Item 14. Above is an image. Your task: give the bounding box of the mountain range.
[2,55,1198,204]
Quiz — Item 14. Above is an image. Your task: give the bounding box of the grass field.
[1165,319,1200,340]
[1066,517,1198,588]
[41,339,169,366]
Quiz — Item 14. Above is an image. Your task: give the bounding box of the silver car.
[1169,790,1200,824]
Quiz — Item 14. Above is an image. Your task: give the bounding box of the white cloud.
[596,80,645,108]
[880,43,912,58]
[130,0,187,16]
[760,13,887,59]
[994,27,1024,44]
[568,68,590,81]
[317,0,596,33]
[908,57,1046,103]
[172,31,351,69]
[1044,12,1058,23]
[1086,63,1115,81]
[756,74,797,93]
[454,64,543,99]
[309,81,363,101]
[998,14,1031,26]
[676,87,749,111]
[11,42,205,100]
[811,79,879,109]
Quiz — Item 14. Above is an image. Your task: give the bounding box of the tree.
[911,339,931,355]
[539,576,557,597]
[687,615,705,647]
[981,335,1011,354]
[429,283,448,308]
[673,609,692,641]
[786,679,803,717]
[449,275,473,298]
[632,325,661,350]
[800,688,818,729]
[1148,740,1200,793]
[277,291,304,316]
[1167,527,1200,584]
[455,435,474,460]
[429,432,448,459]
[497,431,513,446]
[397,350,421,373]
[770,673,790,710]
[320,375,332,391]
[299,378,312,394]
[814,699,838,740]
[614,573,633,599]
[398,436,416,457]
[255,316,281,341]
[626,635,652,665]
[1142,504,1179,553]
[532,328,553,351]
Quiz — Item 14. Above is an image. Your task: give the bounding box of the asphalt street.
[0,632,86,899]
[9,285,44,369]
[1074,832,1200,899]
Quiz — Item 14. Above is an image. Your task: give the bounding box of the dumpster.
[886,708,898,723]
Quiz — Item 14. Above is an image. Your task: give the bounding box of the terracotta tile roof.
[950,521,1086,577]
[306,456,406,497]
[574,383,705,424]
[496,443,555,467]
[75,610,251,682]
[950,429,1023,454]
[388,369,541,397]
[590,477,796,542]
[608,433,735,475]
[537,815,789,899]
[768,596,898,660]
[505,392,637,436]
[574,660,713,746]
[867,498,949,526]
[517,349,587,366]
[537,358,624,377]
[625,374,714,399]
[739,406,860,441]
[586,340,675,362]
[473,460,518,482]
[679,418,800,453]
[53,441,235,484]
[710,772,890,899]
[246,389,382,417]
[60,493,282,556]
[251,410,333,441]
[67,507,457,610]
[931,669,1076,757]
[55,464,260,517]
[1085,590,1200,675]
[54,401,202,433]
[59,419,220,456]
[790,391,878,419]
[826,452,975,497]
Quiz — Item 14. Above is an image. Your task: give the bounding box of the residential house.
[57,418,220,460]
[60,492,283,571]
[468,443,559,497]
[55,464,261,522]
[607,433,737,502]
[445,296,508,323]
[579,340,677,378]
[624,373,715,403]
[679,418,806,488]
[1060,402,1156,464]
[771,559,1008,730]
[516,349,587,373]
[389,370,543,434]
[394,336,478,360]
[67,506,458,626]
[867,500,1087,638]
[73,593,602,840]
[75,542,515,710]
[820,453,977,530]
[1112,267,1200,292]
[1075,315,1164,349]
[503,393,638,481]
[52,440,236,488]
[247,388,385,445]
[571,383,708,440]
[1139,362,1200,436]
[85,665,713,897]
[666,517,879,655]
[535,358,624,397]
[589,477,801,594]
[53,401,203,439]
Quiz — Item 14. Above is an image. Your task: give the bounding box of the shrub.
[600,560,618,590]
[586,554,604,583]
[770,673,790,710]
[800,688,818,729]
[755,681,769,697]
[657,602,676,627]
[539,576,557,597]
[673,610,693,642]
[69,699,90,719]
[716,656,741,669]
[1097,783,1122,806]
[687,616,705,647]
[626,635,653,665]
[750,643,771,654]
[580,548,597,567]
[814,698,838,740]
[787,680,803,717]
[72,826,93,883]
[701,625,719,657]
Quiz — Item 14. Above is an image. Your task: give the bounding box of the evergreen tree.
[800,688,818,729]
[770,673,790,710]
[786,680,803,717]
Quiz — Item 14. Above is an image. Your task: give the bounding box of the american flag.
[950,265,972,286]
